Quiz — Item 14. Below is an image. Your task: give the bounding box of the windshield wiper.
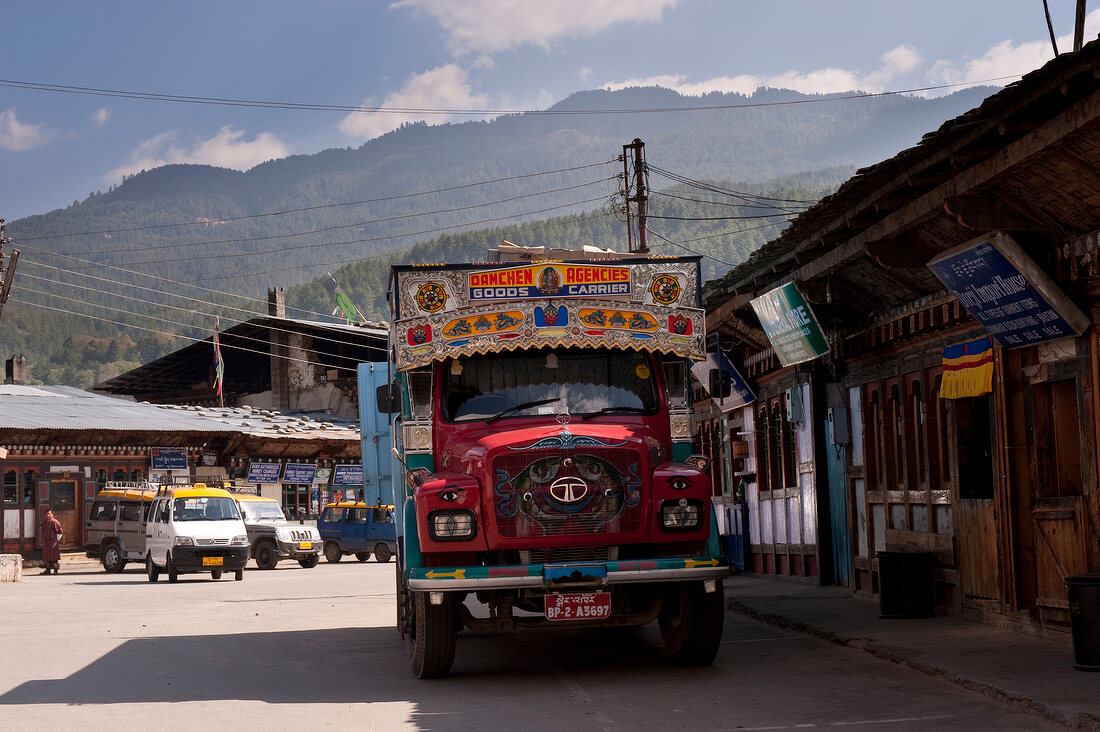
[486,397,561,424]
[581,406,650,420]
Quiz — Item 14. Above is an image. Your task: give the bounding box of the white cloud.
[92,108,111,127]
[338,64,490,142]
[393,0,676,56]
[0,109,49,151]
[104,126,289,183]
[929,10,1100,91]
[603,44,924,97]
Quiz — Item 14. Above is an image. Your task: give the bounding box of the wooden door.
[825,417,851,586]
[952,395,1002,604]
[48,478,80,549]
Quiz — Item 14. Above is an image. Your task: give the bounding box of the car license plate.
[545,592,611,621]
[298,542,312,550]
[202,556,223,566]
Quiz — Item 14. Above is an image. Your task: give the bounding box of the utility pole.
[0,219,19,322]
[622,139,649,255]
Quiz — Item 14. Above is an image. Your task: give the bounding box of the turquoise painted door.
[824,419,851,587]
[357,363,394,507]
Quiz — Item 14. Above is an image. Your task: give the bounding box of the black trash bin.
[877,550,935,619]
[1065,573,1100,671]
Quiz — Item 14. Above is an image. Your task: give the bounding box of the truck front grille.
[491,446,644,539]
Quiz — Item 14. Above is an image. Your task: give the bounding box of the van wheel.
[146,554,160,582]
[102,543,124,573]
[374,544,392,563]
[324,543,342,563]
[211,569,223,579]
[255,542,279,569]
[234,568,244,581]
[167,554,179,583]
[298,554,320,568]
[355,551,372,562]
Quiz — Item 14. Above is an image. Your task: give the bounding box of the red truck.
[377,248,729,677]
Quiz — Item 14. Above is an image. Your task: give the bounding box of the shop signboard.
[313,467,332,485]
[246,462,282,484]
[282,462,317,484]
[690,352,755,412]
[151,447,188,471]
[927,231,1090,348]
[750,282,830,366]
[332,464,364,486]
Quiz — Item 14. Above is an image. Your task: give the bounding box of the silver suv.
[234,494,322,569]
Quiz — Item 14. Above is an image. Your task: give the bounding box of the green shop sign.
[750,282,830,366]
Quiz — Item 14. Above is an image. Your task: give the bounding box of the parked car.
[84,482,158,573]
[317,501,396,563]
[234,494,322,569]
[145,483,250,582]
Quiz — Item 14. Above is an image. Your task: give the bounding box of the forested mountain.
[0,84,996,386]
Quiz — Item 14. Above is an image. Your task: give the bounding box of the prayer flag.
[941,337,993,399]
[213,330,224,396]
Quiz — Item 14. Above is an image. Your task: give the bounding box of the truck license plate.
[298,542,312,550]
[202,556,223,566]
[545,592,611,621]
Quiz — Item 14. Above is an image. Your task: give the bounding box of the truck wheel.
[146,553,160,582]
[167,554,179,583]
[324,542,342,563]
[298,554,320,568]
[355,551,372,562]
[211,569,223,579]
[407,591,457,679]
[374,544,392,563]
[658,580,725,666]
[101,542,124,573]
[255,542,279,570]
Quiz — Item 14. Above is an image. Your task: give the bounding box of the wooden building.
[703,40,1100,638]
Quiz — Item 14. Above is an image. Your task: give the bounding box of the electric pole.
[622,139,650,255]
[0,219,19,322]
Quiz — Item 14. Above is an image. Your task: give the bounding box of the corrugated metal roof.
[155,404,361,442]
[0,385,236,432]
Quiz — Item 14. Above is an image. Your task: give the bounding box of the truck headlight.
[173,536,194,546]
[661,499,701,530]
[230,535,250,546]
[428,510,476,541]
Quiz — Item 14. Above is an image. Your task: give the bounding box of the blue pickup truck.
[317,501,397,563]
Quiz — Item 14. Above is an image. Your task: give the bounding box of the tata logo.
[549,476,589,504]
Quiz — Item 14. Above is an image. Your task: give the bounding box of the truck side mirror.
[376,383,400,414]
[709,368,732,399]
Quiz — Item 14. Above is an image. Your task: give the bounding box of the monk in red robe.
[41,509,62,575]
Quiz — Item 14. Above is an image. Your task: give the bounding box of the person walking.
[41,508,63,575]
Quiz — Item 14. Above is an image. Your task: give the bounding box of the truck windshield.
[443,348,659,423]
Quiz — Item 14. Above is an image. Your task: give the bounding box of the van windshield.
[242,501,285,521]
[173,496,240,521]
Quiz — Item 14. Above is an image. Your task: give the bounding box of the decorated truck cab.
[379,251,729,677]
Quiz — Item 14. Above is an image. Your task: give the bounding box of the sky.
[1,0,1097,221]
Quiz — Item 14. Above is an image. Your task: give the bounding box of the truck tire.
[374,543,392,563]
[324,542,342,563]
[101,542,124,573]
[355,551,372,562]
[298,555,320,568]
[658,580,725,666]
[255,541,279,569]
[146,553,160,582]
[407,590,457,679]
[167,553,179,583]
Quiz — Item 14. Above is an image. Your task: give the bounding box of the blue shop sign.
[282,462,317,484]
[151,447,188,471]
[332,464,364,486]
[928,232,1089,348]
[246,462,283,484]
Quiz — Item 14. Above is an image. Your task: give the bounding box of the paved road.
[1,562,1067,731]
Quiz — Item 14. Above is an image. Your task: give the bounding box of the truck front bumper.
[406,556,729,591]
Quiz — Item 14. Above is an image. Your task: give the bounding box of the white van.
[145,483,250,582]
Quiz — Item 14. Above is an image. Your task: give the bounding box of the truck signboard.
[369,251,728,679]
